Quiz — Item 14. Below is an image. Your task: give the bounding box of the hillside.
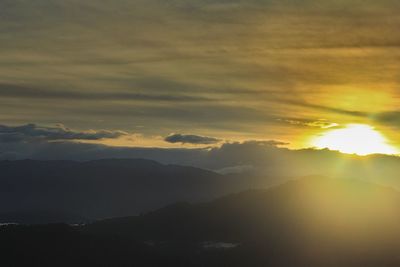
[0,159,269,223]
[3,176,400,266]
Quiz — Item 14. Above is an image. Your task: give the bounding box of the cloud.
[238,140,289,146]
[372,111,400,128]
[0,83,210,102]
[1,0,400,142]
[0,123,128,143]
[278,118,339,129]
[277,99,368,118]
[276,101,400,130]
[164,133,221,144]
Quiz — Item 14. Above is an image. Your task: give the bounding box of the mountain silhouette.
[86,176,400,245]
[0,159,271,223]
[2,176,400,266]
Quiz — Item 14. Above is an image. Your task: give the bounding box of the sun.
[311,124,399,156]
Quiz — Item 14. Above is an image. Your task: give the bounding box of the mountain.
[84,176,400,264]
[0,159,272,223]
[2,176,400,266]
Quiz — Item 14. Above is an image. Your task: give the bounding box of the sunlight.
[312,124,399,156]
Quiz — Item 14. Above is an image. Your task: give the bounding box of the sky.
[1,0,400,156]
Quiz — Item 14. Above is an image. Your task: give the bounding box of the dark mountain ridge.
[2,176,400,266]
[86,176,400,241]
[0,159,271,223]
[79,176,400,266]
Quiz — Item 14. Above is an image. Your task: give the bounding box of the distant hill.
[80,176,400,266]
[3,177,400,266]
[85,175,400,239]
[0,159,273,223]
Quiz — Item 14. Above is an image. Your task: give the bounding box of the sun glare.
[312,124,399,156]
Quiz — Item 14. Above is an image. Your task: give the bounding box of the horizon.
[2,1,400,266]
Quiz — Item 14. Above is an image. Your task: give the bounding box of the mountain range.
[0,159,277,223]
[2,176,400,266]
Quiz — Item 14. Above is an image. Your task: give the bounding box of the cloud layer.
[1,0,400,146]
[0,124,127,143]
[164,133,221,144]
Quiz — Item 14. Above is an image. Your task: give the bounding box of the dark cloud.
[0,83,211,102]
[0,123,128,143]
[372,111,400,128]
[278,118,338,129]
[277,99,368,117]
[276,101,400,130]
[238,140,289,146]
[165,133,221,144]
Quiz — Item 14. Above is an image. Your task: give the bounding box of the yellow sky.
[1,0,400,153]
